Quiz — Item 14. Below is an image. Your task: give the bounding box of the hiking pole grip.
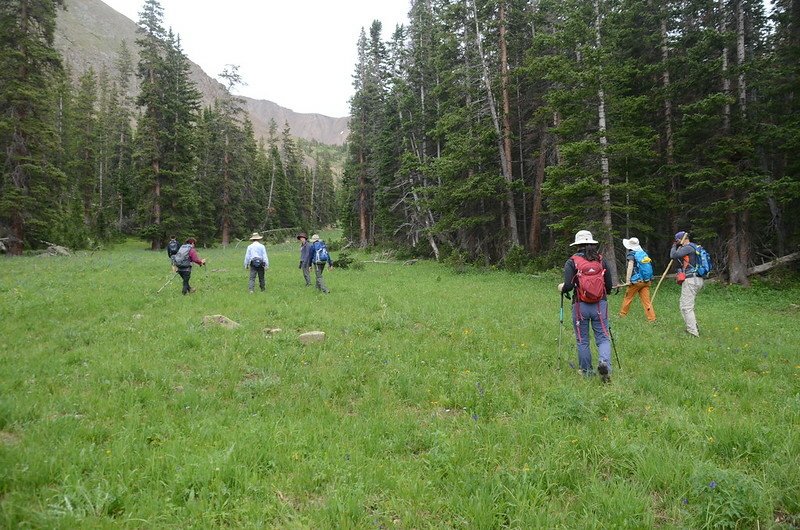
[651,233,688,304]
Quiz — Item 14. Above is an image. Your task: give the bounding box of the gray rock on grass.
[298,331,325,344]
[203,315,240,329]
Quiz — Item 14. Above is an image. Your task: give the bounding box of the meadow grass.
[1,239,798,528]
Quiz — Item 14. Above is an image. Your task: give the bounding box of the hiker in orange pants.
[618,237,656,322]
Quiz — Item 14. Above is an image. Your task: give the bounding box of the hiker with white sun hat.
[558,230,615,382]
[618,236,656,322]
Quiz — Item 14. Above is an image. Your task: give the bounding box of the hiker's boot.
[598,362,610,383]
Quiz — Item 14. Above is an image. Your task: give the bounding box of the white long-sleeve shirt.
[243,241,269,268]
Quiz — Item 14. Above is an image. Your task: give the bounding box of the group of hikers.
[165,232,333,296]
[164,227,710,384]
[559,229,710,383]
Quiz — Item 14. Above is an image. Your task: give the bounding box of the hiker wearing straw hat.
[618,237,656,322]
[297,232,312,287]
[558,230,614,382]
[243,232,269,293]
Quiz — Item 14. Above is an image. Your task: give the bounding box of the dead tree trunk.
[594,0,619,284]
[471,0,520,249]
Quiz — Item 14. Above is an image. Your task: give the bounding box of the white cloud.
[99,0,409,117]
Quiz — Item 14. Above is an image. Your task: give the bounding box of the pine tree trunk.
[151,160,161,250]
[661,15,678,232]
[471,0,519,248]
[499,0,519,248]
[594,0,619,284]
[265,158,275,224]
[529,131,547,254]
[736,0,746,117]
[310,163,317,225]
[358,148,368,247]
[726,197,750,285]
[729,0,750,285]
[222,132,230,247]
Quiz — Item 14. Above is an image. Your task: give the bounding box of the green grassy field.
[1,239,798,528]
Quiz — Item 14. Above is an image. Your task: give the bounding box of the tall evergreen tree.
[134,0,200,249]
[0,0,66,254]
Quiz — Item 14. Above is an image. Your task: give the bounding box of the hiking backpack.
[172,244,192,268]
[166,239,180,257]
[572,254,607,303]
[313,241,330,264]
[631,249,654,282]
[691,244,713,277]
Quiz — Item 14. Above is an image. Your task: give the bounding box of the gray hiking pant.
[679,276,704,335]
[314,263,329,293]
[301,262,311,286]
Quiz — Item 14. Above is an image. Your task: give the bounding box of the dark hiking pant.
[249,266,265,292]
[178,269,192,294]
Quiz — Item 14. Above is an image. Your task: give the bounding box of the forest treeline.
[341,0,799,284]
[0,0,338,255]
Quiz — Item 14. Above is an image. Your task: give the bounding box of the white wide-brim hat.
[310,234,320,242]
[569,230,598,246]
[249,232,263,240]
[622,237,641,251]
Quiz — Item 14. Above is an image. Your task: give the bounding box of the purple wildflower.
[682,498,688,505]
[471,413,478,421]
[709,480,717,489]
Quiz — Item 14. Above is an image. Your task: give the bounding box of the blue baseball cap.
[674,231,687,241]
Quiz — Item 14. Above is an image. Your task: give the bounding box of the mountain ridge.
[54,0,350,146]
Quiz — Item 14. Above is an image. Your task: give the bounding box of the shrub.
[686,464,770,529]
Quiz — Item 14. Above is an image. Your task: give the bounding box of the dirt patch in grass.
[0,431,20,446]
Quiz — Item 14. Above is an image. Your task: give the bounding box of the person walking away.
[670,231,704,337]
[172,238,206,295]
[305,234,333,293]
[559,230,614,382]
[618,237,656,322]
[243,232,269,293]
[297,232,311,286]
[166,236,180,260]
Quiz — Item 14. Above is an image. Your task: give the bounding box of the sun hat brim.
[622,238,641,250]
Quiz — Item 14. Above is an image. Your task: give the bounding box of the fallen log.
[746,252,800,275]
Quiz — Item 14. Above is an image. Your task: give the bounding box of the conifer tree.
[134,0,200,249]
[0,0,67,254]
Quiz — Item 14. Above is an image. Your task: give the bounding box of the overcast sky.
[100,0,410,117]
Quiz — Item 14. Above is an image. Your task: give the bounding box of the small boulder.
[203,315,240,329]
[298,331,325,344]
[38,245,71,257]
[263,327,282,336]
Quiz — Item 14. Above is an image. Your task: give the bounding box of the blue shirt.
[244,241,268,268]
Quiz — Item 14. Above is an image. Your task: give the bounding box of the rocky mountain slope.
[54,0,349,146]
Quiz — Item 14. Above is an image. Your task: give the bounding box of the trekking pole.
[609,327,622,371]
[557,293,565,370]
[157,272,178,294]
[651,233,688,304]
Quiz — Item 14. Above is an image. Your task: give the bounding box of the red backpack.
[572,254,607,303]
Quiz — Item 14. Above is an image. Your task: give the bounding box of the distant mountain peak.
[55,0,349,146]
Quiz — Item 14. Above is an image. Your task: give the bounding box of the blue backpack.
[313,241,330,264]
[691,244,713,277]
[631,249,654,282]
